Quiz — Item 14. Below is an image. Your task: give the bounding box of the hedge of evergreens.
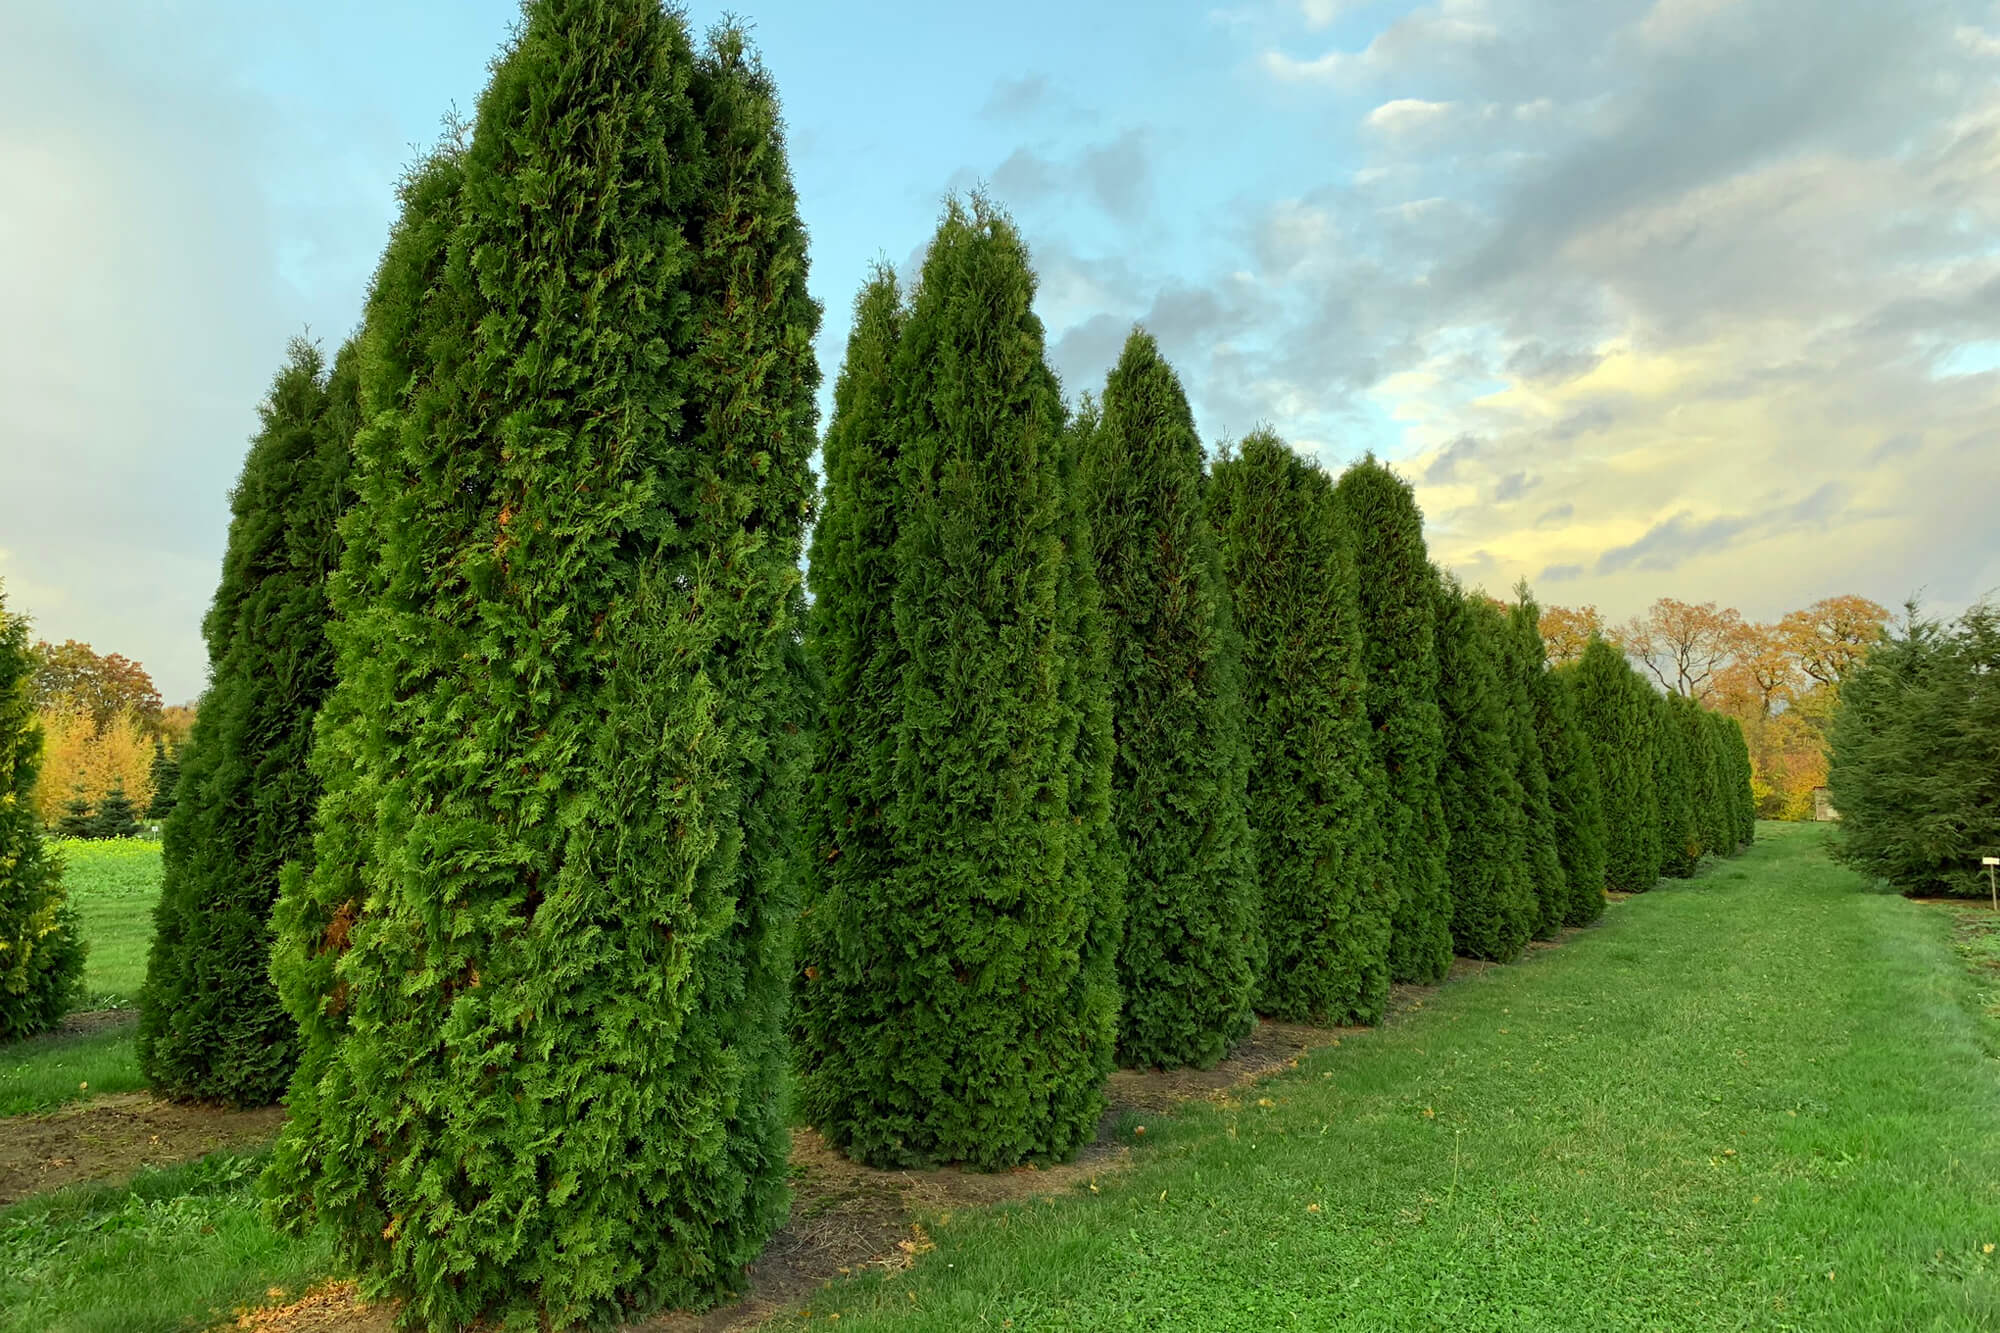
[110,7,1765,1317]
[139,338,353,1106]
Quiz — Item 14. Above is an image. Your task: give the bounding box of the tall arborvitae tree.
[264,12,821,1328]
[1212,433,1391,1022]
[139,338,355,1107]
[1567,637,1661,892]
[1728,714,1757,846]
[796,269,905,1125]
[0,587,84,1040]
[1332,458,1452,984]
[1676,695,1725,861]
[143,739,180,821]
[1706,710,1747,851]
[1653,691,1700,877]
[1515,587,1605,926]
[1434,581,1535,961]
[1500,592,1566,937]
[799,198,1119,1170]
[1077,330,1258,1070]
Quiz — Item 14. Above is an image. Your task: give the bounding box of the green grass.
[777,824,2000,1332]
[0,1150,332,1333]
[54,837,164,1009]
[0,1022,144,1117]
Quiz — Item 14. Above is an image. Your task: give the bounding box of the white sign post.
[1984,857,1999,913]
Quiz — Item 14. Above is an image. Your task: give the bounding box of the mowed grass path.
[0,839,160,1116]
[782,824,2000,1331]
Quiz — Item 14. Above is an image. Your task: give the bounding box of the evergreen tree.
[1332,457,1452,984]
[798,198,1119,1170]
[1730,718,1757,846]
[0,587,85,1040]
[1501,591,1566,937]
[1434,581,1535,961]
[1517,588,1607,926]
[1677,696,1725,861]
[87,781,142,840]
[138,337,355,1107]
[1212,432,1391,1021]
[1700,711,1737,855]
[1077,330,1259,1070]
[55,789,94,840]
[1568,638,1660,893]
[1653,691,1701,877]
[264,12,821,1328]
[143,739,180,822]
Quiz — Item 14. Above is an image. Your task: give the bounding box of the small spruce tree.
[1076,330,1259,1070]
[797,198,1119,1169]
[55,789,94,840]
[87,781,142,840]
[139,336,355,1107]
[143,739,180,821]
[1434,581,1535,961]
[1567,637,1661,892]
[1332,457,1452,984]
[1212,433,1392,1021]
[0,587,85,1039]
[264,11,821,1327]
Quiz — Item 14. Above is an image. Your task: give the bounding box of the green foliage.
[138,338,355,1107]
[1652,692,1701,878]
[1075,331,1258,1070]
[55,791,94,840]
[1830,601,2000,896]
[799,198,1119,1169]
[1518,591,1608,926]
[262,10,819,1328]
[141,741,179,821]
[1332,458,1452,984]
[0,588,84,1040]
[1501,592,1567,937]
[1729,717,1757,847]
[1212,433,1391,1019]
[1434,582,1534,961]
[86,782,142,841]
[1701,711,1740,854]
[1568,638,1661,893]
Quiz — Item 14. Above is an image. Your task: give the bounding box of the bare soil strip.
[0,1092,285,1207]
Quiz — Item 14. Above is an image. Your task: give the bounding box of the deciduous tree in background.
[28,640,164,735]
[1078,330,1259,1070]
[1334,457,1453,985]
[1538,603,1606,667]
[1214,433,1392,1020]
[0,586,84,1039]
[1617,597,1745,701]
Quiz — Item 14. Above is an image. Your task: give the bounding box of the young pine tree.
[1653,691,1700,878]
[1501,592,1567,937]
[1434,582,1535,961]
[0,588,85,1040]
[1212,433,1392,1022]
[143,739,180,821]
[798,198,1120,1169]
[1078,329,1259,1070]
[139,337,356,1107]
[1332,458,1452,984]
[263,12,821,1328]
[1568,639,1661,892]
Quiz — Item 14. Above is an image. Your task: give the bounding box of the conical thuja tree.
[795,268,904,1128]
[1569,638,1660,892]
[1435,581,1534,961]
[1332,457,1452,985]
[801,198,1118,1169]
[139,337,355,1106]
[1653,690,1700,877]
[263,11,820,1327]
[1730,718,1756,845]
[0,587,84,1040]
[1213,433,1391,1023]
[1531,655,1608,926]
[1500,591,1566,937]
[143,740,180,821]
[1078,329,1258,1070]
[1674,693,1724,862]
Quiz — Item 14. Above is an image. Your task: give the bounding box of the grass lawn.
[778,824,2000,1331]
[0,1151,331,1333]
[0,840,163,1117]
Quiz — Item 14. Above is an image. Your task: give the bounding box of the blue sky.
[3,0,1998,701]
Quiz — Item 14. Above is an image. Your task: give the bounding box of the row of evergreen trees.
[1829,600,1998,895]
[2,1,1753,1323]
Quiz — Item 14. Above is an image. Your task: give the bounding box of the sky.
[2,0,1996,703]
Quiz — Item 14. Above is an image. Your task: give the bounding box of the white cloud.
[1365,97,1455,135]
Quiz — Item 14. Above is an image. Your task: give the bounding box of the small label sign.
[1985,857,2000,866]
